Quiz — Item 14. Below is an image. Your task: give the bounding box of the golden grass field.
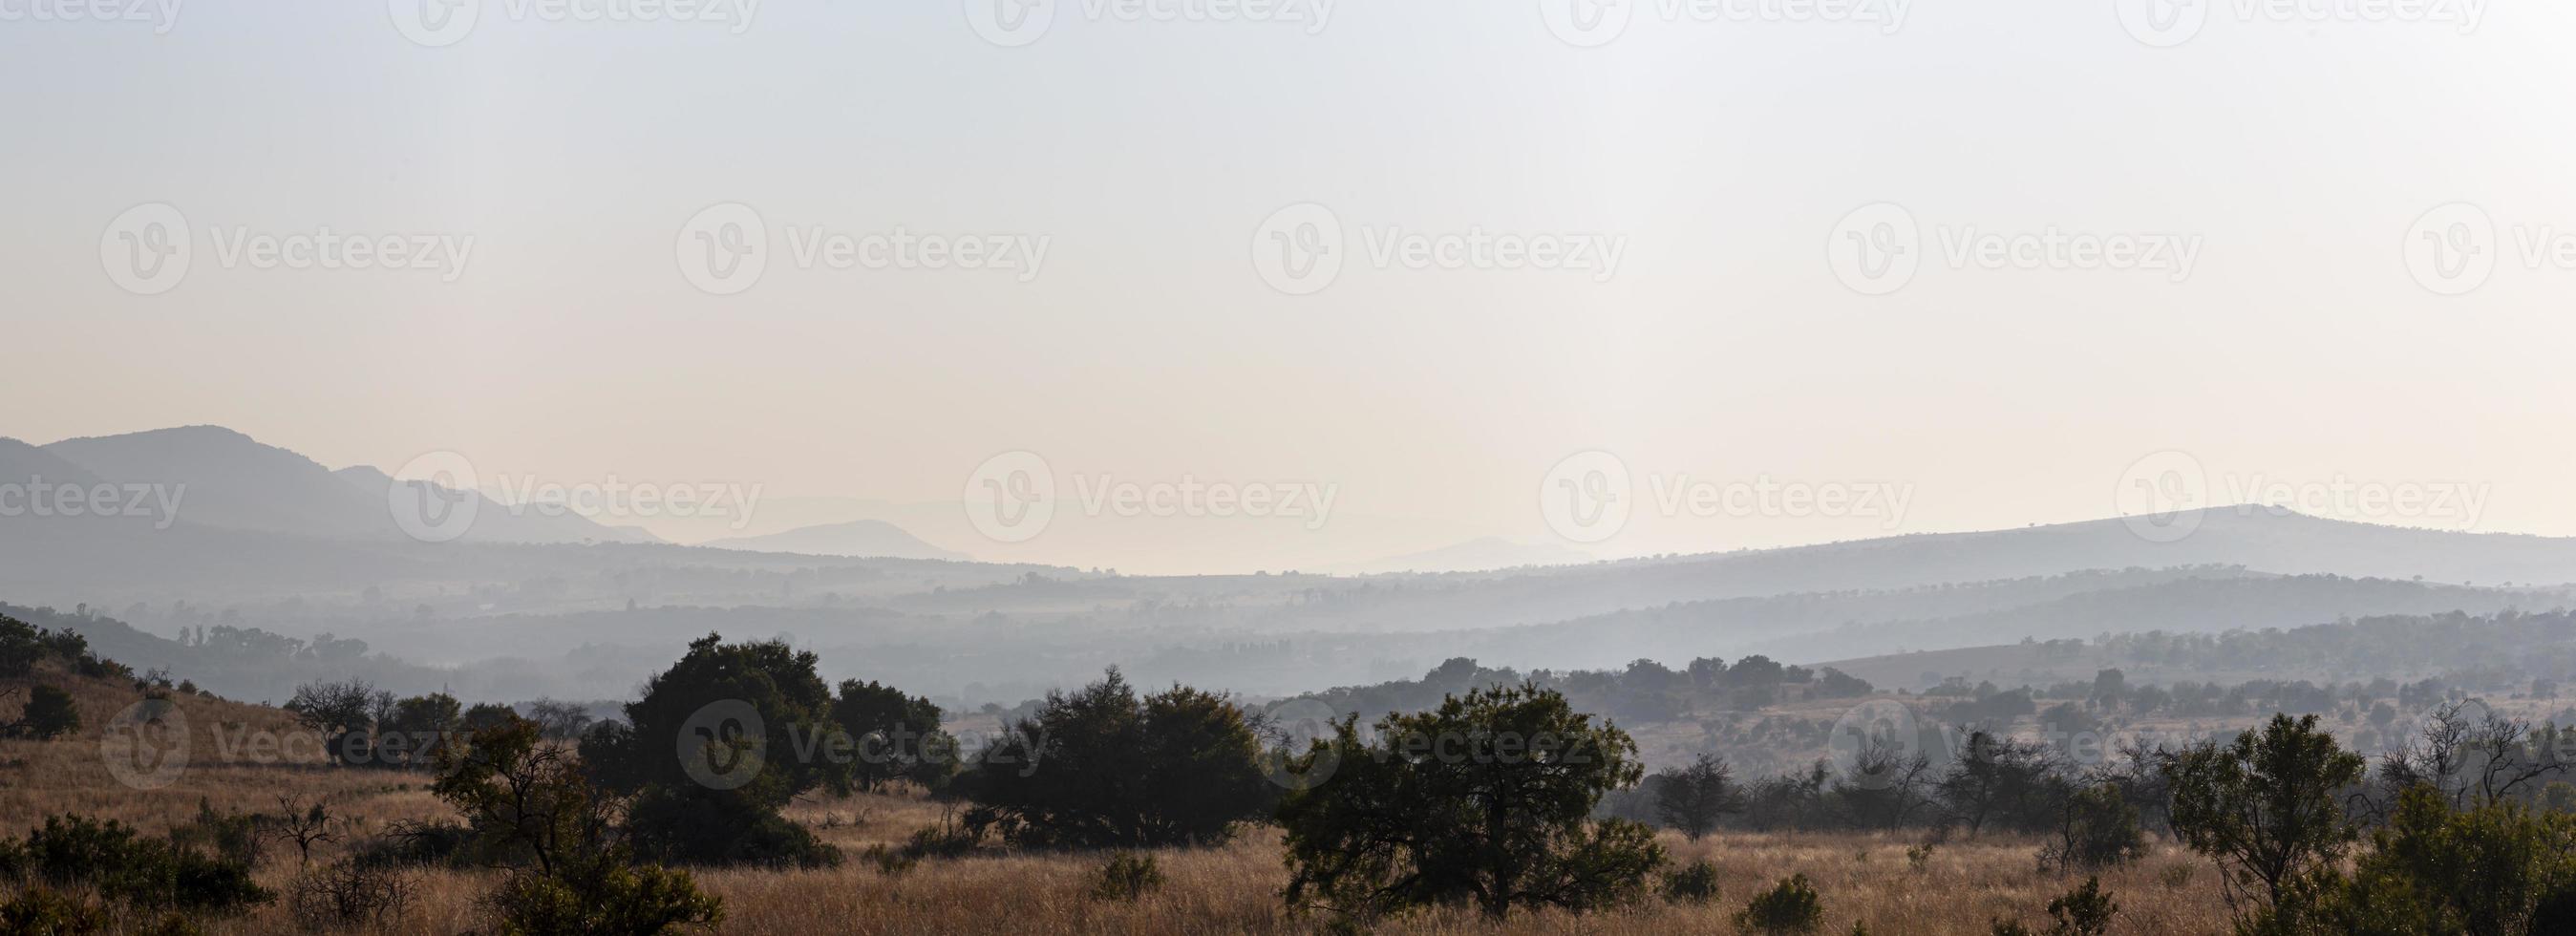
[0,673,2242,935]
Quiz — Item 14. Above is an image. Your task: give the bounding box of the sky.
[5,0,2574,573]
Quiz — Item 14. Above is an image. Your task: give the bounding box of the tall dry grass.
[1,670,2236,934]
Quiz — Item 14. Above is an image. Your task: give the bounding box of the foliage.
[2252,784,2576,936]
[2045,877,2118,936]
[1089,852,1164,902]
[1652,754,1747,840]
[287,857,418,930]
[962,670,1271,849]
[1275,683,1665,921]
[0,815,269,914]
[485,859,722,936]
[9,685,80,741]
[2164,713,2366,917]
[1736,873,1825,935]
[2039,784,2145,874]
[1661,858,1721,904]
[0,886,107,935]
[578,633,840,867]
[830,679,953,794]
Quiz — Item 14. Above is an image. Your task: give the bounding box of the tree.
[2164,713,2366,917]
[13,685,80,740]
[960,670,1269,849]
[578,633,840,868]
[2039,784,2144,875]
[1653,754,1747,840]
[434,718,722,935]
[1276,683,1666,921]
[829,679,951,794]
[270,796,339,866]
[285,679,378,766]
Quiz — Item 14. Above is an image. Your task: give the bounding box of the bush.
[485,859,723,936]
[13,685,80,740]
[0,886,108,934]
[962,670,1271,850]
[3,815,270,913]
[1089,852,1164,902]
[1737,874,1825,935]
[2045,878,2118,936]
[288,858,418,929]
[2038,784,2144,874]
[1277,684,1665,920]
[1662,858,1721,904]
[167,800,266,871]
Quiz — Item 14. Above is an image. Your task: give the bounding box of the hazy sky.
[7,1,2574,572]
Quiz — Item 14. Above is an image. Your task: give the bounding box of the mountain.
[29,426,646,546]
[697,520,962,561]
[332,466,660,545]
[1322,537,1593,575]
[41,426,381,539]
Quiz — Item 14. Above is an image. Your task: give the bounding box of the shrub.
[2038,784,2145,875]
[288,858,418,929]
[5,815,270,913]
[1662,858,1721,904]
[13,685,80,740]
[1089,852,1164,902]
[485,859,722,936]
[963,670,1271,850]
[0,886,108,934]
[167,800,266,871]
[858,844,917,878]
[2045,877,2118,936]
[1277,684,1665,920]
[1653,754,1747,840]
[2165,714,2364,917]
[1737,874,1824,935]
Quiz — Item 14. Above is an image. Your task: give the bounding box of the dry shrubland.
[0,670,2235,935]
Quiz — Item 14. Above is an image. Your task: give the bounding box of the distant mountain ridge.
[698,520,963,561]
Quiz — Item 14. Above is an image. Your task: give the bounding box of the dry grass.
[0,670,2237,934]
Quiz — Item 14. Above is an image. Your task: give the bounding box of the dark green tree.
[1653,753,1747,840]
[2164,713,2366,918]
[829,679,952,794]
[578,633,839,867]
[961,670,1270,849]
[1276,683,1666,921]
[14,685,80,740]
